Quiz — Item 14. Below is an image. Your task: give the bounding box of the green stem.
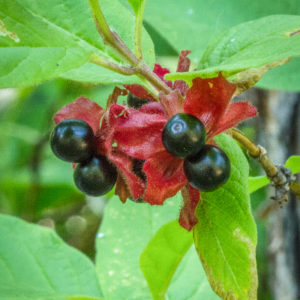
[88,0,115,44]
[88,0,172,98]
[90,54,136,75]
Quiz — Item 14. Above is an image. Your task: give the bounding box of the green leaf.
[61,62,146,85]
[0,214,103,300]
[166,15,300,89]
[145,0,300,60]
[96,196,218,300]
[139,220,193,300]
[248,176,270,194]
[285,155,300,174]
[256,57,300,92]
[193,134,258,300]
[66,297,104,300]
[0,0,154,88]
[95,196,181,300]
[145,0,300,91]
[167,245,220,300]
[127,0,145,16]
[248,155,300,194]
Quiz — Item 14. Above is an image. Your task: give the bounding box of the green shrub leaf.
[145,0,300,91]
[96,196,219,300]
[0,214,103,300]
[0,0,154,88]
[127,0,145,16]
[140,220,193,300]
[167,245,220,300]
[95,196,181,300]
[193,134,258,300]
[140,220,220,300]
[166,15,300,91]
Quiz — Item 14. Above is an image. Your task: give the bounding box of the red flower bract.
[108,74,257,230]
[53,56,257,231]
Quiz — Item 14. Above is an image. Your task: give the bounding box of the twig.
[88,0,172,97]
[89,54,136,75]
[229,128,300,201]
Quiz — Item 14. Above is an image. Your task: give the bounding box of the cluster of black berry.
[162,113,230,191]
[50,119,117,196]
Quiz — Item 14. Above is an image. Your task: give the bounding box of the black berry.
[184,145,230,191]
[162,113,206,159]
[127,93,149,109]
[50,119,95,163]
[74,155,117,196]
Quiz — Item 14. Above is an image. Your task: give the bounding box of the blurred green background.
[2,0,300,298]
[0,76,271,299]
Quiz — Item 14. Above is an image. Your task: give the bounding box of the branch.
[88,0,172,97]
[88,0,115,44]
[229,128,300,202]
[89,54,136,75]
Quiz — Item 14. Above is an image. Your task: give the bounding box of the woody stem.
[230,128,300,199]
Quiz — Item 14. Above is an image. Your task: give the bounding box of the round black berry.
[50,119,95,163]
[74,155,117,196]
[184,145,230,191]
[162,113,206,159]
[127,93,149,109]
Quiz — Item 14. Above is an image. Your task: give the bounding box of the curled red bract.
[53,51,257,231]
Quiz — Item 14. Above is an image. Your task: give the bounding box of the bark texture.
[245,89,300,300]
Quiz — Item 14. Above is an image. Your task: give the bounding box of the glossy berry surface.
[74,155,117,196]
[184,145,230,191]
[50,119,95,163]
[127,93,149,109]
[162,113,206,159]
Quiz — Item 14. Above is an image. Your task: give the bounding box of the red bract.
[53,54,257,231]
[108,74,257,231]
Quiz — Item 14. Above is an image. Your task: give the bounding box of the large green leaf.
[140,220,220,300]
[145,0,300,60]
[0,0,155,88]
[0,214,103,300]
[140,220,193,300]
[96,196,219,300]
[166,15,300,89]
[95,196,181,300]
[167,245,220,300]
[194,134,258,300]
[61,63,146,85]
[144,0,300,91]
[256,57,300,91]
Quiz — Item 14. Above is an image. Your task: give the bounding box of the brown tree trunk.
[249,89,300,300]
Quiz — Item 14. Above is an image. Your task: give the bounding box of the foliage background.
[0,0,300,299]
